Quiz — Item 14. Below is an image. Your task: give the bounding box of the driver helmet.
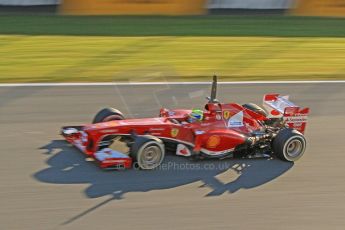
[188,109,203,122]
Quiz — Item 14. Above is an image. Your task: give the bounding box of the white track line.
[0,80,345,87]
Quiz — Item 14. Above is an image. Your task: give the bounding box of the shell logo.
[171,128,179,137]
[207,135,221,148]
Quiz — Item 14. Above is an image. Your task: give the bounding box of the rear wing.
[263,94,310,134]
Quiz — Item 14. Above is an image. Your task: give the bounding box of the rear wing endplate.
[263,94,310,134]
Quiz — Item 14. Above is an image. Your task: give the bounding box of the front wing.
[61,126,132,169]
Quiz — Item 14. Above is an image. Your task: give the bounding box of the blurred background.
[1,2,345,230]
[0,0,344,82]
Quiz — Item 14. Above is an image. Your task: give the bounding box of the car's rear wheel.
[93,108,125,124]
[130,136,165,170]
[273,128,306,162]
[242,103,268,117]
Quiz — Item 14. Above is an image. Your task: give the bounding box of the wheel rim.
[139,145,162,169]
[286,139,303,158]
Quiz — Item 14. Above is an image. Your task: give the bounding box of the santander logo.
[176,144,192,157]
[270,110,280,116]
[180,148,188,155]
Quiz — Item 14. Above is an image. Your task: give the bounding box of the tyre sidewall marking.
[103,115,123,122]
[137,140,165,169]
[282,135,306,161]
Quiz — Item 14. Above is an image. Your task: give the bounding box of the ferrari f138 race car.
[61,76,310,170]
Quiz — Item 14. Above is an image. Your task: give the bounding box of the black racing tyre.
[242,103,268,117]
[130,135,165,170]
[92,108,125,124]
[273,128,306,162]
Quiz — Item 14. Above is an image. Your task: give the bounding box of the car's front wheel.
[273,128,306,162]
[130,136,165,170]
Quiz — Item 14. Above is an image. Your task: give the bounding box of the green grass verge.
[0,15,344,82]
[0,15,344,37]
[0,36,344,83]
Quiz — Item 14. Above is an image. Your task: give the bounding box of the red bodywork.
[62,90,310,169]
[62,102,267,169]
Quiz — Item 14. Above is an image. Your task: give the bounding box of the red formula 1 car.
[61,76,309,170]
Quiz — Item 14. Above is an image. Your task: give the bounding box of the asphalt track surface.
[0,82,344,230]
